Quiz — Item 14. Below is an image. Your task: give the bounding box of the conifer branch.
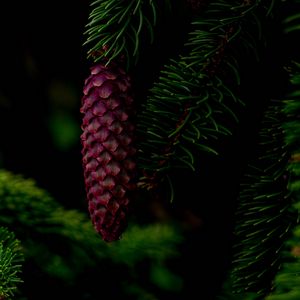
[137,0,274,189]
[228,99,296,296]
[0,227,23,300]
[83,0,159,67]
[264,62,300,300]
[219,2,300,296]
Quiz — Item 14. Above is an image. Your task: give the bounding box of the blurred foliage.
[47,110,81,152]
[46,80,81,152]
[0,169,184,299]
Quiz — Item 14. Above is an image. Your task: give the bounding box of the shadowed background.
[0,1,294,299]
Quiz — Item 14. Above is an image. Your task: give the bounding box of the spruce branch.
[264,62,300,300]
[218,3,300,296]
[0,227,23,300]
[227,99,296,296]
[83,0,159,67]
[137,0,273,190]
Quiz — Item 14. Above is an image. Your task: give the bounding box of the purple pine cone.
[80,63,137,242]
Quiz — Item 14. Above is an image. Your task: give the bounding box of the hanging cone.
[80,63,137,242]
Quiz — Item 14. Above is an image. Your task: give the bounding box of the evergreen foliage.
[0,227,23,300]
[226,99,295,296]
[81,0,300,298]
[217,1,300,298]
[83,0,164,67]
[136,0,273,189]
[1,0,300,299]
[0,169,183,299]
[263,63,300,300]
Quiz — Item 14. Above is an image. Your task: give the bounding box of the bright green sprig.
[0,227,23,300]
[83,0,158,67]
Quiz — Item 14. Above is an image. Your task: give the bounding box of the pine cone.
[80,63,137,242]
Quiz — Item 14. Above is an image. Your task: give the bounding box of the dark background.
[0,1,296,299]
[0,0,90,210]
